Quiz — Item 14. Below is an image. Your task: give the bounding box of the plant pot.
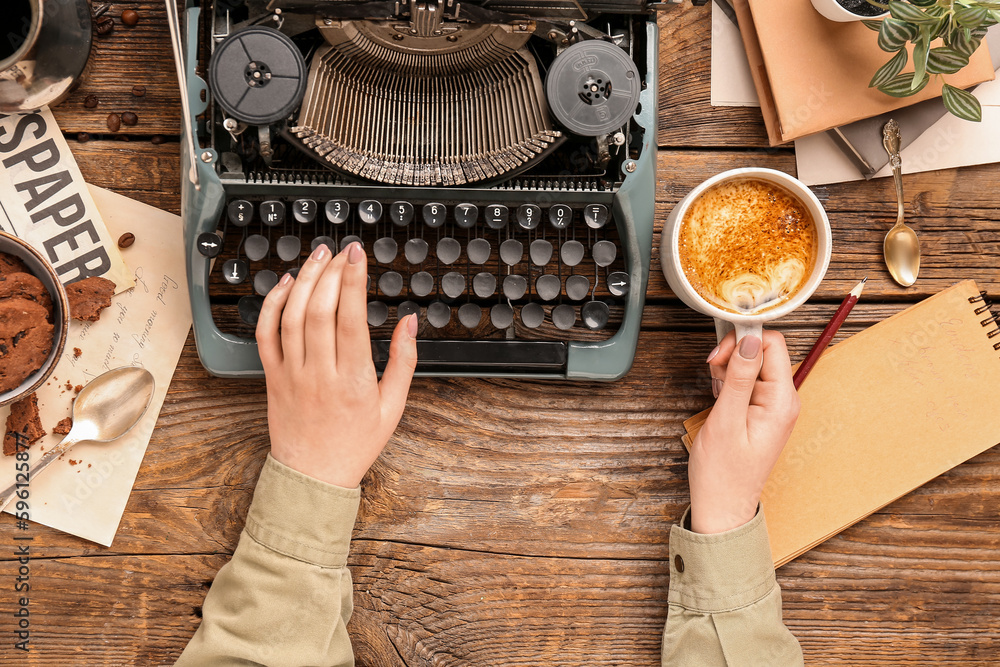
[811,0,889,22]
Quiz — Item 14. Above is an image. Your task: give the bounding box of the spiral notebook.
[681,280,1000,566]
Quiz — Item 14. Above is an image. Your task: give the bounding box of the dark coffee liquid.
[1,0,34,63]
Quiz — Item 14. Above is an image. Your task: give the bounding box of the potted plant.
[812,0,889,22]
[866,0,999,121]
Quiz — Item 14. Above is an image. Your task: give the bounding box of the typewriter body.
[174,0,659,379]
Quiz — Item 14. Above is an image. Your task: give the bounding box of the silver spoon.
[882,119,920,287]
[0,367,155,511]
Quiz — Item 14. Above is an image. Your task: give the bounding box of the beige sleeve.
[661,507,803,667]
[176,454,361,667]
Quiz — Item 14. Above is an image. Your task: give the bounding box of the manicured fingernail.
[310,244,329,261]
[279,272,293,286]
[739,335,761,360]
[348,242,364,264]
[712,377,722,398]
[706,345,720,363]
[406,313,418,339]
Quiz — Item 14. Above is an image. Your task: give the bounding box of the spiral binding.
[968,291,1000,350]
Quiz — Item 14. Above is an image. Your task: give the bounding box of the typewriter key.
[607,272,630,297]
[197,232,223,258]
[500,239,523,266]
[340,235,363,252]
[411,271,434,297]
[397,301,420,321]
[359,200,382,224]
[560,240,585,267]
[520,303,545,329]
[582,301,611,330]
[222,259,248,285]
[436,238,461,265]
[552,304,576,330]
[238,296,263,326]
[503,275,527,300]
[491,304,514,329]
[423,203,446,228]
[535,275,560,302]
[455,204,479,229]
[293,199,316,224]
[529,239,553,266]
[311,236,337,253]
[374,237,398,264]
[390,201,414,226]
[458,303,482,329]
[566,275,591,301]
[245,234,269,262]
[472,272,496,298]
[441,272,465,299]
[517,204,541,230]
[592,240,617,267]
[485,204,509,229]
[325,200,349,224]
[378,271,404,298]
[276,236,301,262]
[427,301,451,328]
[549,204,572,230]
[467,239,491,265]
[584,204,610,229]
[367,301,389,327]
[260,201,285,226]
[404,238,429,264]
[228,200,253,226]
[254,270,279,296]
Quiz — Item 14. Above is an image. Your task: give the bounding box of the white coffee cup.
[659,168,832,343]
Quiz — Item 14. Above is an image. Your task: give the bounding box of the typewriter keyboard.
[203,195,630,342]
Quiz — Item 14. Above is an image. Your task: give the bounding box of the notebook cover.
[743,0,995,146]
[681,281,1000,566]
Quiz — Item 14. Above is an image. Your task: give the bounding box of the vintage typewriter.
[170,0,662,379]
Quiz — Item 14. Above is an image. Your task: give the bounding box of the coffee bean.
[121,9,139,26]
[131,85,146,97]
[84,95,98,108]
[118,233,135,249]
[150,134,166,145]
[77,132,90,143]
[95,16,114,36]
[106,113,121,132]
[121,111,138,126]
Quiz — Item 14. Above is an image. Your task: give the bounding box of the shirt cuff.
[243,453,361,569]
[668,505,777,613]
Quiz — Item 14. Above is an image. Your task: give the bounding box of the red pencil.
[793,278,867,390]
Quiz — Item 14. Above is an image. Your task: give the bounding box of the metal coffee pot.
[0,0,93,112]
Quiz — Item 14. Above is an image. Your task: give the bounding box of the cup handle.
[713,318,762,344]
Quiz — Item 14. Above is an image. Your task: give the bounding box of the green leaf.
[887,0,936,23]
[877,72,930,97]
[878,17,918,51]
[955,5,989,27]
[926,46,970,74]
[941,83,983,121]
[908,0,936,5]
[862,18,884,31]
[869,48,909,87]
[951,27,983,57]
[911,27,930,91]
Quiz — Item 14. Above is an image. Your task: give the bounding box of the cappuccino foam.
[678,178,817,315]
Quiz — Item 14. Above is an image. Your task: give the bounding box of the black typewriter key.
[427,301,451,328]
[411,271,434,297]
[254,269,279,296]
[404,238,429,264]
[228,200,253,226]
[520,302,544,329]
[311,236,337,253]
[441,272,465,299]
[325,199,349,225]
[222,259,248,285]
[467,238,491,265]
[529,239,553,266]
[359,200,383,224]
[592,240,617,267]
[436,238,461,265]
[390,201,414,226]
[197,232,223,257]
[293,199,317,224]
[485,204,509,229]
[397,301,420,321]
[491,303,514,329]
[340,236,363,253]
[607,271,630,297]
[584,204,610,229]
[549,204,572,230]
[517,204,541,230]
[276,235,301,262]
[378,271,404,297]
[472,272,496,298]
[582,301,610,330]
[373,237,398,264]
[238,296,264,326]
[458,303,482,329]
[535,275,561,302]
[566,275,591,301]
[367,301,389,327]
[423,202,447,228]
[455,203,479,229]
[245,234,269,262]
[287,267,300,279]
[552,304,576,330]
[260,201,285,226]
[502,274,527,300]
[500,239,523,266]
[560,240,585,267]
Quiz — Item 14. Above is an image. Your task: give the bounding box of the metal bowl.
[0,230,70,407]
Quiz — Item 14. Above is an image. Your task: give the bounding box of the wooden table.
[3,2,999,664]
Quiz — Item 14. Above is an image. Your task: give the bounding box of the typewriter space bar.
[371,340,567,373]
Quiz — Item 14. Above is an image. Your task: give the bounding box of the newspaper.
[0,107,133,291]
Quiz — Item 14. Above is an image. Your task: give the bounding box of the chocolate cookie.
[53,417,73,435]
[3,392,46,456]
[0,298,55,393]
[0,252,29,275]
[0,272,53,311]
[67,276,116,322]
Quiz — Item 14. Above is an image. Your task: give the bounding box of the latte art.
[678,178,817,315]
